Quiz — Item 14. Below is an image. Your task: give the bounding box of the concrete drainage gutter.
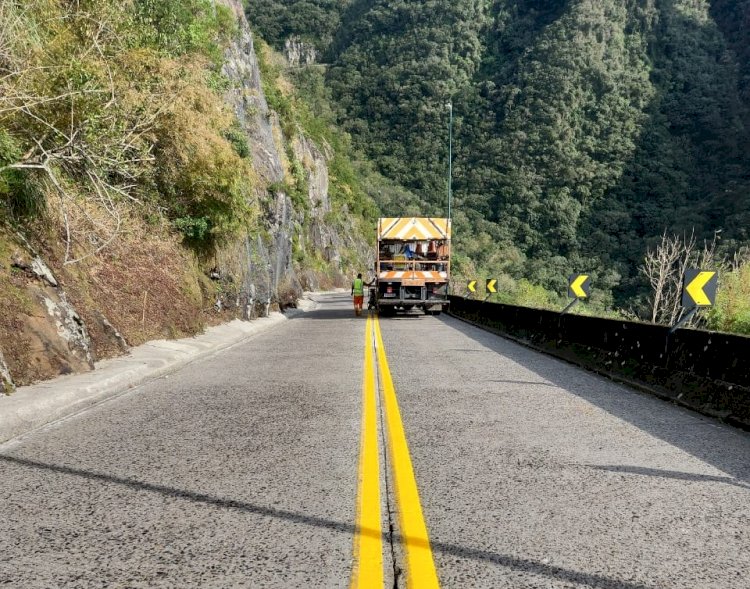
[0,295,319,445]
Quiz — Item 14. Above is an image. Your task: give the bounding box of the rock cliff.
[0,2,370,390]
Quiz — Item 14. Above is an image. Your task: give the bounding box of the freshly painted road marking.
[373,315,440,588]
[350,315,384,588]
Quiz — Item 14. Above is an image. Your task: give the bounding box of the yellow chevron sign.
[486,279,497,294]
[568,274,591,299]
[683,270,718,307]
[467,280,478,293]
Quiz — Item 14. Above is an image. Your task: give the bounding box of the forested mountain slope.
[248,0,750,307]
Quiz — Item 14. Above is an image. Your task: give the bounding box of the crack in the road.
[374,326,401,589]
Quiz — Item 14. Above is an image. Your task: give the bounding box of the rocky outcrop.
[219,0,299,307]
[38,288,95,371]
[0,235,95,387]
[0,349,14,394]
[293,134,331,213]
[222,0,285,184]
[0,1,368,390]
[284,36,318,67]
[218,0,361,305]
[291,134,341,265]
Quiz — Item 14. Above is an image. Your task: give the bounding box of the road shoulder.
[0,295,320,445]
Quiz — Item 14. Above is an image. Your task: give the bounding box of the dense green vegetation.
[0,0,256,253]
[247,0,343,49]
[249,0,750,330]
[3,0,748,332]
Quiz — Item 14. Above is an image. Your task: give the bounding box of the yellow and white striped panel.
[378,218,451,240]
[379,271,449,281]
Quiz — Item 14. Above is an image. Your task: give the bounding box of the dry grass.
[55,217,207,349]
[0,242,37,383]
[12,197,210,358]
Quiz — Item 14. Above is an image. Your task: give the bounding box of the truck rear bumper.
[377,299,449,307]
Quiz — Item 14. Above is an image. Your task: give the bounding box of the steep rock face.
[218,0,361,300]
[218,0,302,306]
[292,134,340,266]
[293,134,330,214]
[222,0,285,185]
[0,238,95,386]
[0,1,367,389]
[285,36,318,66]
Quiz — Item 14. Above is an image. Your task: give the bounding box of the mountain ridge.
[248,0,750,312]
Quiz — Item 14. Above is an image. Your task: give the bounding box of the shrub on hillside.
[0,0,254,258]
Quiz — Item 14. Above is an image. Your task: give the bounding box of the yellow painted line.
[373,316,440,588]
[350,315,383,589]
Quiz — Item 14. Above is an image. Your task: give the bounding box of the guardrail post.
[669,307,698,334]
[560,299,580,315]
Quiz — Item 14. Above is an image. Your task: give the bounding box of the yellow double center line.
[351,315,440,588]
[351,315,383,586]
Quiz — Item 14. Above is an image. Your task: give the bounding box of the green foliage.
[251,0,750,332]
[133,0,237,62]
[1,0,256,252]
[503,279,558,310]
[706,262,750,335]
[246,0,342,50]
[255,41,294,128]
[0,129,29,217]
[287,145,310,211]
[0,129,21,168]
[152,71,256,248]
[174,216,211,241]
[326,0,486,201]
[223,123,252,159]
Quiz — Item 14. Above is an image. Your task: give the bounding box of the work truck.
[373,217,451,315]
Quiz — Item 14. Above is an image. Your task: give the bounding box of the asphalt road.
[1,293,749,588]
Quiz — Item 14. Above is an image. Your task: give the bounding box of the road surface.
[1,293,748,588]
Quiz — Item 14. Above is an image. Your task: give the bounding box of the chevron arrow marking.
[570,275,590,299]
[685,271,717,307]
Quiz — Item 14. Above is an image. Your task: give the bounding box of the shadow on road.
[0,453,651,589]
[587,464,750,490]
[485,378,561,387]
[439,315,750,485]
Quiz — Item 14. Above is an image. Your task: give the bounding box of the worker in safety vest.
[351,273,365,316]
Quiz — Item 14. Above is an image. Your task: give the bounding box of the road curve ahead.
[1,293,748,588]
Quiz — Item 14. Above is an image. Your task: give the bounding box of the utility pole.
[447,101,453,220]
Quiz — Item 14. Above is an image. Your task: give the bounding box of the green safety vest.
[353,278,364,296]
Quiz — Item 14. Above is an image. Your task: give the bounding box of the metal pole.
[669,307,698,334]
[560,298,580,315]
[447,101,453,220]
